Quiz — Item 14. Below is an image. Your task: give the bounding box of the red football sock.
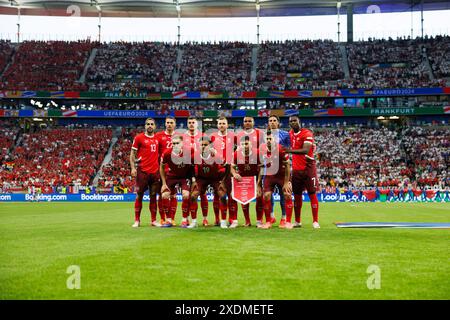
[285,196,293,223]
[294,194,302,223]
[256,196,264,222]
[162,198,170,220]
[170,197,177,220]
[261,198,270,222]
[220,198,228,220]
[200,194,208,218]
[158,196,165,220]
[134,193,144,221]
[149,195,157,222]
[181,198,190,219]
[310,193,319,223]
[228,198,237,221]
[242,204,250,224]
[213,196,220,222]
[189,199,198,219]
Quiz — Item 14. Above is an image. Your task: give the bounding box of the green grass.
[0,201,449,300]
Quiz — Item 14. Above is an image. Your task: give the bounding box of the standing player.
[156,116,178,225]
[235,116,263,226]
[211,116,236,226]
[190,136,228,228]
[130,118,161,228]
[267,115,291,227]
[160,135,193,228]
[258,131,293,229]
[285,115,320,229]
[183,117,211,225]
[230,135,264,228]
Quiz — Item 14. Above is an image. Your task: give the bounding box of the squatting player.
[235,116,264,226]
[230,135,264,228]
[130,118,161,228]
[156,116,178,225]
[258,131,293,229]
[285,115,320,229]
[190,136,228,228]
[160,135,193,228]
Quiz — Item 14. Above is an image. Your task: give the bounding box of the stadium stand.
[0,40,95,91]
[257,40,345,90]
[425,35,450,80]
[0,125,112,191]
[175,42,254,94]
[316,125,449,189]
[345,38,445,89]
[96,127,138,191]
[0,36,449,92]
[87,42,177,92]
[0,40,14,75]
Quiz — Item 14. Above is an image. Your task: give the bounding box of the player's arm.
[283,159,292,194]
[285,141,312,155]
[160,157,169,193]
[130,149,138,177]
[230,164,242,181]
[256,166,264,197]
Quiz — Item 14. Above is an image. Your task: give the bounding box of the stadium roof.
[0,0,449,18]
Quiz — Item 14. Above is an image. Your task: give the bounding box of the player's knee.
[162,192,170,200]
[190,192,199,202]
[182,192,190,201]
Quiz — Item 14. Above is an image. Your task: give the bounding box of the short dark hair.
[217,116,228,122]
[165,116,176,121]
[145,117,155,124]
[268,115,280,122]
[187,116,198,121]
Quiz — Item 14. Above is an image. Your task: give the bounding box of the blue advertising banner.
[2,192,448,202]
[76,110,156,118]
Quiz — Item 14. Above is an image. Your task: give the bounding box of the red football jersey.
[233,149,261,177]
[131,133,160,174]
[195,152,226,179]
[259,143,289,178]
[211,130,235,164]
[290,128,316,171]
[155,131,174,156]
[161,149,193,178]
[183,130,204,155]
[235,128,261,152]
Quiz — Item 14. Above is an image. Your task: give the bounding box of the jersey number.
[150,144,156,152]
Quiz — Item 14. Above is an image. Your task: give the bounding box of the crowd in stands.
[0,125,112,191]
[175,42,254,94]
[345,37,446,89]
[87,42,177,92]
[0,40,95,91]
[0,37,449,94]
[96,127,138,191]
[316,125,449,190]
[0,119,19,163]
[425,35,450,80]
[257,40,345,90]
[0,40,14,75]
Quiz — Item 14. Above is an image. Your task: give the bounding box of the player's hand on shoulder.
[131,168,137,177]
[233,173,242,182]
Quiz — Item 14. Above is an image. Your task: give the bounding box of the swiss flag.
[62,159,71,169]
[363,190,377,201]
[426,190,437,199]
[242,91,257,98]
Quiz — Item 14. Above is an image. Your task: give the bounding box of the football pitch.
[0,202,449,300]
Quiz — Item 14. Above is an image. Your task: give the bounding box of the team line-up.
[130,115,320,230]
